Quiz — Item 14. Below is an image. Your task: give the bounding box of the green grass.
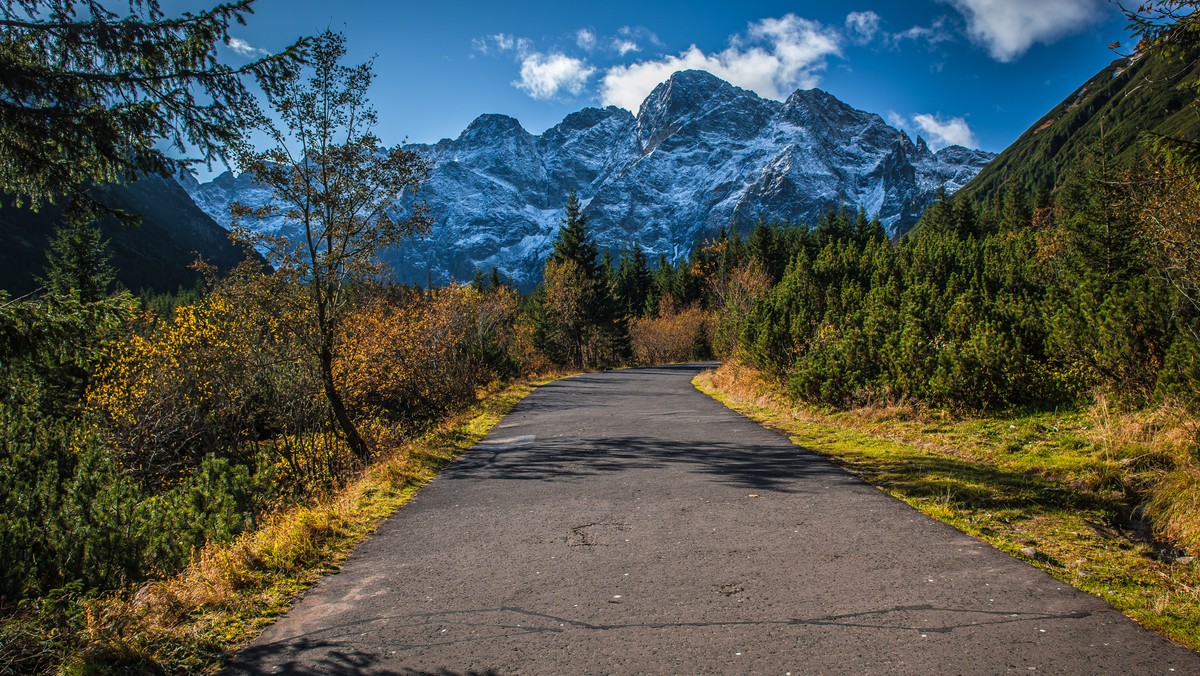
[694,364,1200,652]
[51,377,555,674]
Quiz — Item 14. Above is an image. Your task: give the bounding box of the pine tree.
[1057,146,1145,287]
[41,218,115,303]
[647,254,674,315]
[600,247,617,295]
[1,0,306,214]
[550,191,599,279]
[614,244,652,318]
[470,268,488,291]
[1001,184,1031,232]
[531,192,625,368]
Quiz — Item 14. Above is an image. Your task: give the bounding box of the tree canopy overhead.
[0,0,306,212]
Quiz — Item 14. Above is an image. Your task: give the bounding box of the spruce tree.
[531,192,627,367]
[1,0,306,215]
[600,247,617,294]
[550,191,599,279]
[41,218,115,303]
[615,244,652,318]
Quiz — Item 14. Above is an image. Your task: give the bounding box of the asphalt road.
[229,364,1200,675]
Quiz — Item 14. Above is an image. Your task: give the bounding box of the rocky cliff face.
[185,70,992,287]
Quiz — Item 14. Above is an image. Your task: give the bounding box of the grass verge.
[59,376,554,674]
[694,362,1200,652]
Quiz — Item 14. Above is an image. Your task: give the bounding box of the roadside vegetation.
[675,150,1200,647]
[1,378,548,673]
[675,3,1200,648]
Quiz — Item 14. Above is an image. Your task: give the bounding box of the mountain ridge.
[186,70,993,287]
[1,175,254,296]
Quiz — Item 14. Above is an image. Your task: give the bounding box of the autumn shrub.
[629,301,715,366]
[88,289,309,489]
[709,261,771,358]
[337,284,521,431]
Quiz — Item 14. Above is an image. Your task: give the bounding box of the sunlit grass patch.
[695,362,1200,652]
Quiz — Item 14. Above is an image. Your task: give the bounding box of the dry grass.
[696,362,1200,651]
[57,376,556,674]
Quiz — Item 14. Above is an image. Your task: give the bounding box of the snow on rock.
[183,70,992,288]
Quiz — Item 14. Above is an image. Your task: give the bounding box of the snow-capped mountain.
[185,70,992,287]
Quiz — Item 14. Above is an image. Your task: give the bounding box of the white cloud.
[577,28,596,50]
[476,31,595,100]
[474,33,529,56]
[888,111,978,149]
[493,34,516,51]
[941,0,1107,62]
[845,11,881,44]
[888,18,953,48]
[614,39,640,55]
[912,113,977,149]
[600,14,841,112]
[514,53,595,100]
[228,37,268,58]
[619,25,662,47]
[611,26,662,55]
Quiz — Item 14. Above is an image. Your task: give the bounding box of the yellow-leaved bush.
[89,278,534,497]
[88,282,324,491]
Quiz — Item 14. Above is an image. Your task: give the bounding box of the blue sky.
[200,0,1131,163]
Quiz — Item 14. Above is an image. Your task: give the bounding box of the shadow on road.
[445,433,856,493]
[231,638,501,676]
[229,640,398,675]
[227,600,1094,675]
[444,362,855,492]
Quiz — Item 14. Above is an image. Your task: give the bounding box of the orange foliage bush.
[630,301,715,366]
[90,278,532,491]
[336,285,521,429]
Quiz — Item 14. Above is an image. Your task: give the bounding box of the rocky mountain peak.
[458,113,530,144]
[643,69,737,108]
[183,70,993,289]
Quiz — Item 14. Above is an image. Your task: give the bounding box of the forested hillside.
[0,176,254,296]
[958,47,1200,203]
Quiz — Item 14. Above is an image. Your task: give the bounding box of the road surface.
[229,363,1200,674]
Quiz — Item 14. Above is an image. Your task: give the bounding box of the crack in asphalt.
[235,603,1098,659]
[566,523,631,547]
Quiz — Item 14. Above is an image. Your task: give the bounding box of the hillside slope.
[0,176,252,296]
[958,51,1200,203]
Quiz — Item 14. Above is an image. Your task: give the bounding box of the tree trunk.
[319,345,371,464]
